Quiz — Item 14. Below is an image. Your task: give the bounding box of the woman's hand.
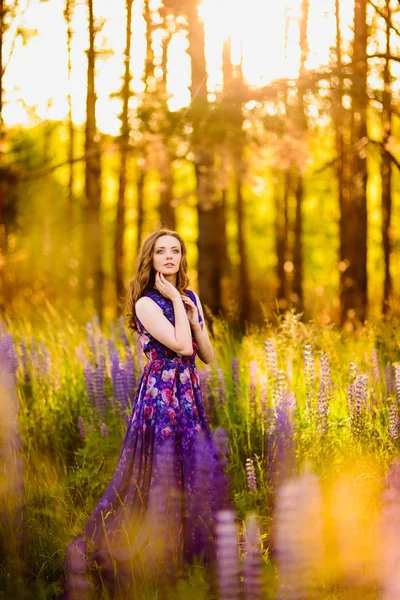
[180,294,200,328]
[154,271,180,301]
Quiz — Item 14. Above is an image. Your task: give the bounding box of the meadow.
[1,308,400,599]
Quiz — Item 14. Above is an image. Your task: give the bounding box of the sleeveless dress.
[63,288,230,599]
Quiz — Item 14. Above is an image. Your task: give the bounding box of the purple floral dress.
[64,288,230,598]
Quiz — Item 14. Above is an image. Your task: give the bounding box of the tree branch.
[369,138,400,170]
[367,53,400,63]
[367,0,400,37]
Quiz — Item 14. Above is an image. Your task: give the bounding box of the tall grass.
[1,309,400,598]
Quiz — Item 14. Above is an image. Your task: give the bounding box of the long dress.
[63,288,231,599]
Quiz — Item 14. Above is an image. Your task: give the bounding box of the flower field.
[1,311,400,599]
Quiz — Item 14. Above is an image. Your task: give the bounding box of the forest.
[1,1,400,599]
[0,0,399,330]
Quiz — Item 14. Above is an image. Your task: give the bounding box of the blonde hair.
[124,228,190,334]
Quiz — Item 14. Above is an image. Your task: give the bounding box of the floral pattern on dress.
[64,287,230,599]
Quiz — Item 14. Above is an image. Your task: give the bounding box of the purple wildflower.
[0,334,18,376]
[273,467,323,599]
[388,400,399,440]
[77,416,86,438]
[18,340,31,385]
[385,362,394,396]
[246,458,257,491]
[249,361,257,420]
[264,340,278,381]
[371,347,381,385]
[266,390,296,492]
[215,509,241,600]
[214,428,230,460]
[317,353,332,435]
[217,368,226,406]
[259,375,268,424]
[100,423,109,437]
[84,361,96,410]
[200,365,215,424]
[39,341,52,379]
[93,353,107,423]
[394,363,400,405]
[86,322,96,358]
[243,513,263,600]
[232,357,240,398]
[377,457,400,600]
[303,344,315,419]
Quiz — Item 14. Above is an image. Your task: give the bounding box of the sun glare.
[3,0,356,134]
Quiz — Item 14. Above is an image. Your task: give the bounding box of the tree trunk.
[292,0,309,314]
[158,11,175,231]
[0,0,6,312]
[234,150,250,326]
[115,0,133,317]
[136,166,145,253]
[340,0,368,325]
[64,0,75,232]
[186,2,222,322]
[381,0,392,316]
[82,0,103,321]
[275,168,290,309]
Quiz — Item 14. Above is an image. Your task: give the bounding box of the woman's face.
[153,235,182,276]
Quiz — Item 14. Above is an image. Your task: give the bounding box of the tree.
[339,0,368,325]
[380,0,393,316]
[81,0,104,321]
[115,0,133,316]
[186,0,223,322]
[291,0,309,315]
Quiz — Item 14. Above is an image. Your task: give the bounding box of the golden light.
[3,0,357,134]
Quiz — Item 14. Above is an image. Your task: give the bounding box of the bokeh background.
[1,0,399,330]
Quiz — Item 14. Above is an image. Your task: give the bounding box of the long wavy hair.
[124,228,190,334]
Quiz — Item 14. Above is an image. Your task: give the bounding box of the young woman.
[64,228,230,599]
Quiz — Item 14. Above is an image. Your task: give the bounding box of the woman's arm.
[190,292,215,364]
[135,273,193,356]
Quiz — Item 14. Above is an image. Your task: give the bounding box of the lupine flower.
[317,352,332,435]
[112,363,129,424]
[100,423,109,437]
[0,333,18,376]
[249,361,257,419]
[246,458,257,491]
[146,438,182,579]
[78,416,86,439]
[267,390,296,492]
[217,368,226,406]
[86,321,96,358]
[371,347,381,385]
[93,354,107,423]
[394,363,400,405]
[232,357,240,398]
[350,373,369,438]
[264,341,278,380]
[259,375,268,424]
[273,466,323,599]
[388,400,399,440]
[215,509,241,600]
[200,365,215,423]
[243,513,263,600]
[275,370,288,406]
[124,354,136,407]
[376,457,400,600]
[385,362,394,396]
[214,428,230,460]
[18,340,31,385]
[84,361,96,410]
[303,344,315,419]
[39,341,52,379]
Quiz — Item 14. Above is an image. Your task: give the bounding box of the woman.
[64,228,230,599]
